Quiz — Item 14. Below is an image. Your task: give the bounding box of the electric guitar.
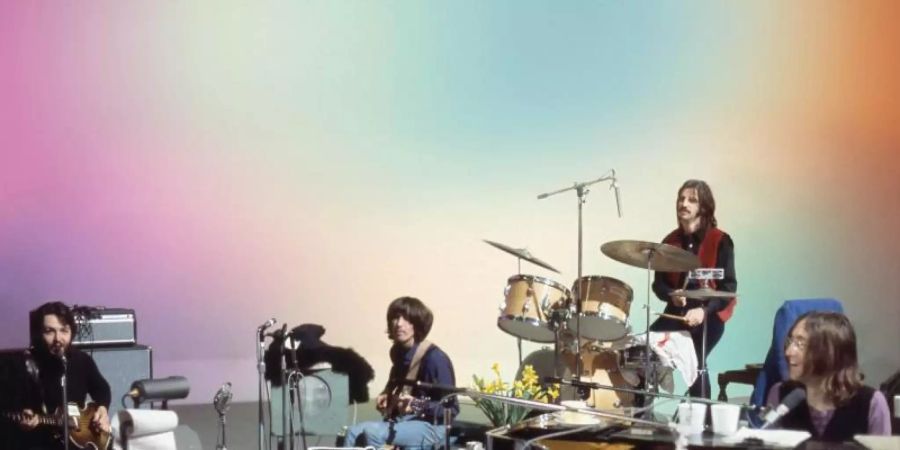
[3,402,111,450]
[381,382,429,421]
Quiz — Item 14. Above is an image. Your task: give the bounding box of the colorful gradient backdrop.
[2,2,898,403]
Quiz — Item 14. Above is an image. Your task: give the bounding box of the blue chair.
[749,298,844,413]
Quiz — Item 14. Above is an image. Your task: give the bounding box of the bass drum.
[562,343,641,411]
[517,346,583,403]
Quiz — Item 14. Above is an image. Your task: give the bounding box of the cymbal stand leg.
[700,318,708,399]
[517,337,523,368]
[644,251,657,400]
[553,328,560,379]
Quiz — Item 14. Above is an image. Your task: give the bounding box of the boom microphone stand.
[61,353,70,450]
[257,318,276,450]
[537,170,622,379]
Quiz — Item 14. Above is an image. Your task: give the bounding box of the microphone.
[761,388,806,429]
[267,323,288,338]
[537,193,549,200]
[213,381,233,415]
[258,318,277,331]
[610,171,623,218]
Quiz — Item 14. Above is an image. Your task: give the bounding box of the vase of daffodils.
[471,363,559,427]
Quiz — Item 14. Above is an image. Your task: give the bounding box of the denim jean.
[343,414,445,449]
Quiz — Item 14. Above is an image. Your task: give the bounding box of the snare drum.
[568,276,633,341]
[618,343,662,371]
[498,275,569,343]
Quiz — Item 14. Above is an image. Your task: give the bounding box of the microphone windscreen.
[781,388,807,409]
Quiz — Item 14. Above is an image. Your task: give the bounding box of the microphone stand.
[60,354,70,450]
[289,335,308,450]
[256,327,268,450]
[282,351,288,450]
[407,380,669,430]
[537,170,620,378]
[439,394,455,450]
[546,376,733,406]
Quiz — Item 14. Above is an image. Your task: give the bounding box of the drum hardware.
[537,170,622,380]
[600,240,699,402]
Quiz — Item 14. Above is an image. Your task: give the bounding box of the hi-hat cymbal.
[671,288,737,299]
[483,239,560,274]
[600,240,700,272]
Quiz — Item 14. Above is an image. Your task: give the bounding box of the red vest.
[663,227,737,322]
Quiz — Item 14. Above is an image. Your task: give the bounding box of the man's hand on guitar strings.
[18,409,39,431]
[375,393,389,413]
[397,393,414,414]
[91,405,111,433]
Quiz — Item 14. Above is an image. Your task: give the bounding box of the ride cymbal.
[600,240,700,272]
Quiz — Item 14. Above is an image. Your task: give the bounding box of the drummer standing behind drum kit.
[649,179,737,399]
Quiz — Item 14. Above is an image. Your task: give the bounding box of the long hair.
[385,296,433,342]
[29,301,77,351]
[787,311,863,405]
[677,179,717,231]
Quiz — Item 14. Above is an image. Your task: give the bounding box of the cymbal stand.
[643,253,657,399]
[515,257,523,367]
[537,170,618,379]
[689,271,724,399]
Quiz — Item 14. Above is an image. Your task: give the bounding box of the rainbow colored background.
[2,2,898,403]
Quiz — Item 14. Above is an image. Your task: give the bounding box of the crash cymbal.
[483,239,561,274]
[600,240,700,272]
[670,288,737,299]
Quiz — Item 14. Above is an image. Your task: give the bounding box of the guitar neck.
[2,410,63,427]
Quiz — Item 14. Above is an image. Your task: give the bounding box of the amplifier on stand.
[72,307,137,348]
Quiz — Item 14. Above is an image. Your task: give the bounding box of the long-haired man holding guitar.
[343,296,458,449]
[12,301,112,449]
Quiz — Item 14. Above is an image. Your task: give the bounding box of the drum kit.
[487,172,737,411]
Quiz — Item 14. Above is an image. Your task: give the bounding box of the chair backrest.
[750,298,844,408]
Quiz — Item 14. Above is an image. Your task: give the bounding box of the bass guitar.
[3,402,111,450]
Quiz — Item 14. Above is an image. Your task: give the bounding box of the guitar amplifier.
[72,307,137,348]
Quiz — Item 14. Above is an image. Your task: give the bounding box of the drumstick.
[654,312,688,322]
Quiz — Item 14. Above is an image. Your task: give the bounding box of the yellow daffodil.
[471,363,560,427]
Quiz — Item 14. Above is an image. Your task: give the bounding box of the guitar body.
[381,383,406,422]
[64,403,111,450]
[3,403,111,450]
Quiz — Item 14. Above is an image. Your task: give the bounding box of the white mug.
[678,403,707,435]
[710,404,741,435]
